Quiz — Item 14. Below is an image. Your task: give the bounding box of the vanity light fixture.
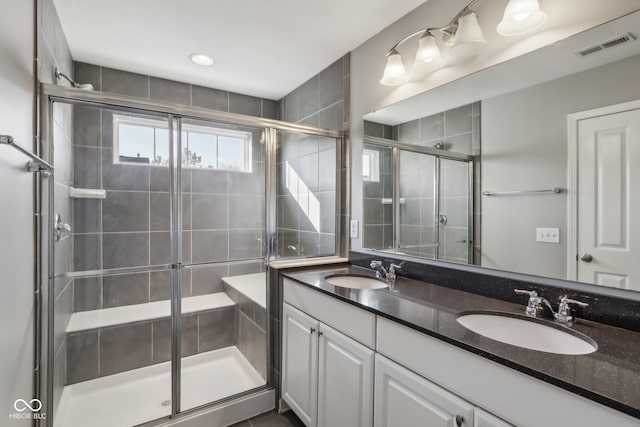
[497,0,547,36]
[189,53,215,66]
[379,0,547,86]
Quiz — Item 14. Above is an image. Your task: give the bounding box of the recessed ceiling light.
[189,54,215,66]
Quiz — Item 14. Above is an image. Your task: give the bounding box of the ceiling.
[53,0,427,100]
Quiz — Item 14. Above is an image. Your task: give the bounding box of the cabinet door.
[374,355,475,427]
[317,324,374,427]
[282,304,319,427]
[474,409,513,427]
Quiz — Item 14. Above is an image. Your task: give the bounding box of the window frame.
[112,114,253,172]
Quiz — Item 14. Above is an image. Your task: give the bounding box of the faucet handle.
[514,289,538,298]
[559,296,589,308]
[556,296,588,324]
[514,289,542,317]
[370,260,382,269]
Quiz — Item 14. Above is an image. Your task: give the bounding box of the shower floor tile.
[55,346,266,427]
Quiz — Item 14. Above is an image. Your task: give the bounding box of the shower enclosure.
[42,85,342,426]
[362,137,473,263]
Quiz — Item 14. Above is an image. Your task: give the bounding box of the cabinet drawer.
[376,316,638,427]
[283,278,376,348]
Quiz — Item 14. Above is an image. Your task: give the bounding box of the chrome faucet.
[514,289,589,325]
[514,289,555,319]
[555,296,589,324]
[370,260,402,281]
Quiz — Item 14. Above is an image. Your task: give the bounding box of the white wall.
[0,0,36,424]
[349,0,640,251]
[481,54,640,278]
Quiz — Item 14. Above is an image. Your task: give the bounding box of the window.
[113,115,252,172]
[362,148,380,182]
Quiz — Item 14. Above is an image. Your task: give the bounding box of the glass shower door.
[396,149,472,263]
[398,149,437,258]
[50,102,174,426]
[438,158,472,263]
[178,118,268,411]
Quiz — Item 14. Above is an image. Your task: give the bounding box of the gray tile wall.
[66,306,236,384]
[276,132,337,258]
[224,284,267,379]
[74,62,278,119]
[276,54,350,259]
[393,102,479,155]
[363,120,393,140]
[39,0,74,416]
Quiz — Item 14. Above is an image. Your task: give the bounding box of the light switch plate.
[536,227,560,243]
[350,220,359,239]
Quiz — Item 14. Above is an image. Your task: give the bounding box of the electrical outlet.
[350,220,359,239]
[536,227,560,243]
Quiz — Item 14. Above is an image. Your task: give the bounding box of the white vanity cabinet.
[282,298,374,427]
[374,354,474,427]
[474,409,514,427]
[282,278,638,427]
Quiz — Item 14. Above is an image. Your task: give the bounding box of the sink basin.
[324,274,388,290]
[456,311,597,355]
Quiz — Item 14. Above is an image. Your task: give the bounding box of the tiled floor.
[231,410,305,427]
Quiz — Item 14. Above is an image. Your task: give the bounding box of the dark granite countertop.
[282,264,640,420]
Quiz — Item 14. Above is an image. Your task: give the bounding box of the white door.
[474,409,513,427]
[317,324,374,427]
[577,107,640,289]
[282,304,319,427]
[374,354,474,427]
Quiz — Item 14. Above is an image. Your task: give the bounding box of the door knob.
[580,253,593,263]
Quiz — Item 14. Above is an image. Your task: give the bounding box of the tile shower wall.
[39,0,75,415]
[66,307,236,384]
[74,62,278,120]
[276,54,350,259]
[71,62,271,310]
[224,283,267,379]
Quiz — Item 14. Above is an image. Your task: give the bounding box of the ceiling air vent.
[576,33,637,57]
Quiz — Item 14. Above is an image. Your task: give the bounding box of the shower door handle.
[438,213,448,226]
[55,213,71,242]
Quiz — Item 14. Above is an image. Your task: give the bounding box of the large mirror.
[362,9,640,291]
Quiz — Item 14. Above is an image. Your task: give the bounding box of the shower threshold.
[55,346,266,427]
